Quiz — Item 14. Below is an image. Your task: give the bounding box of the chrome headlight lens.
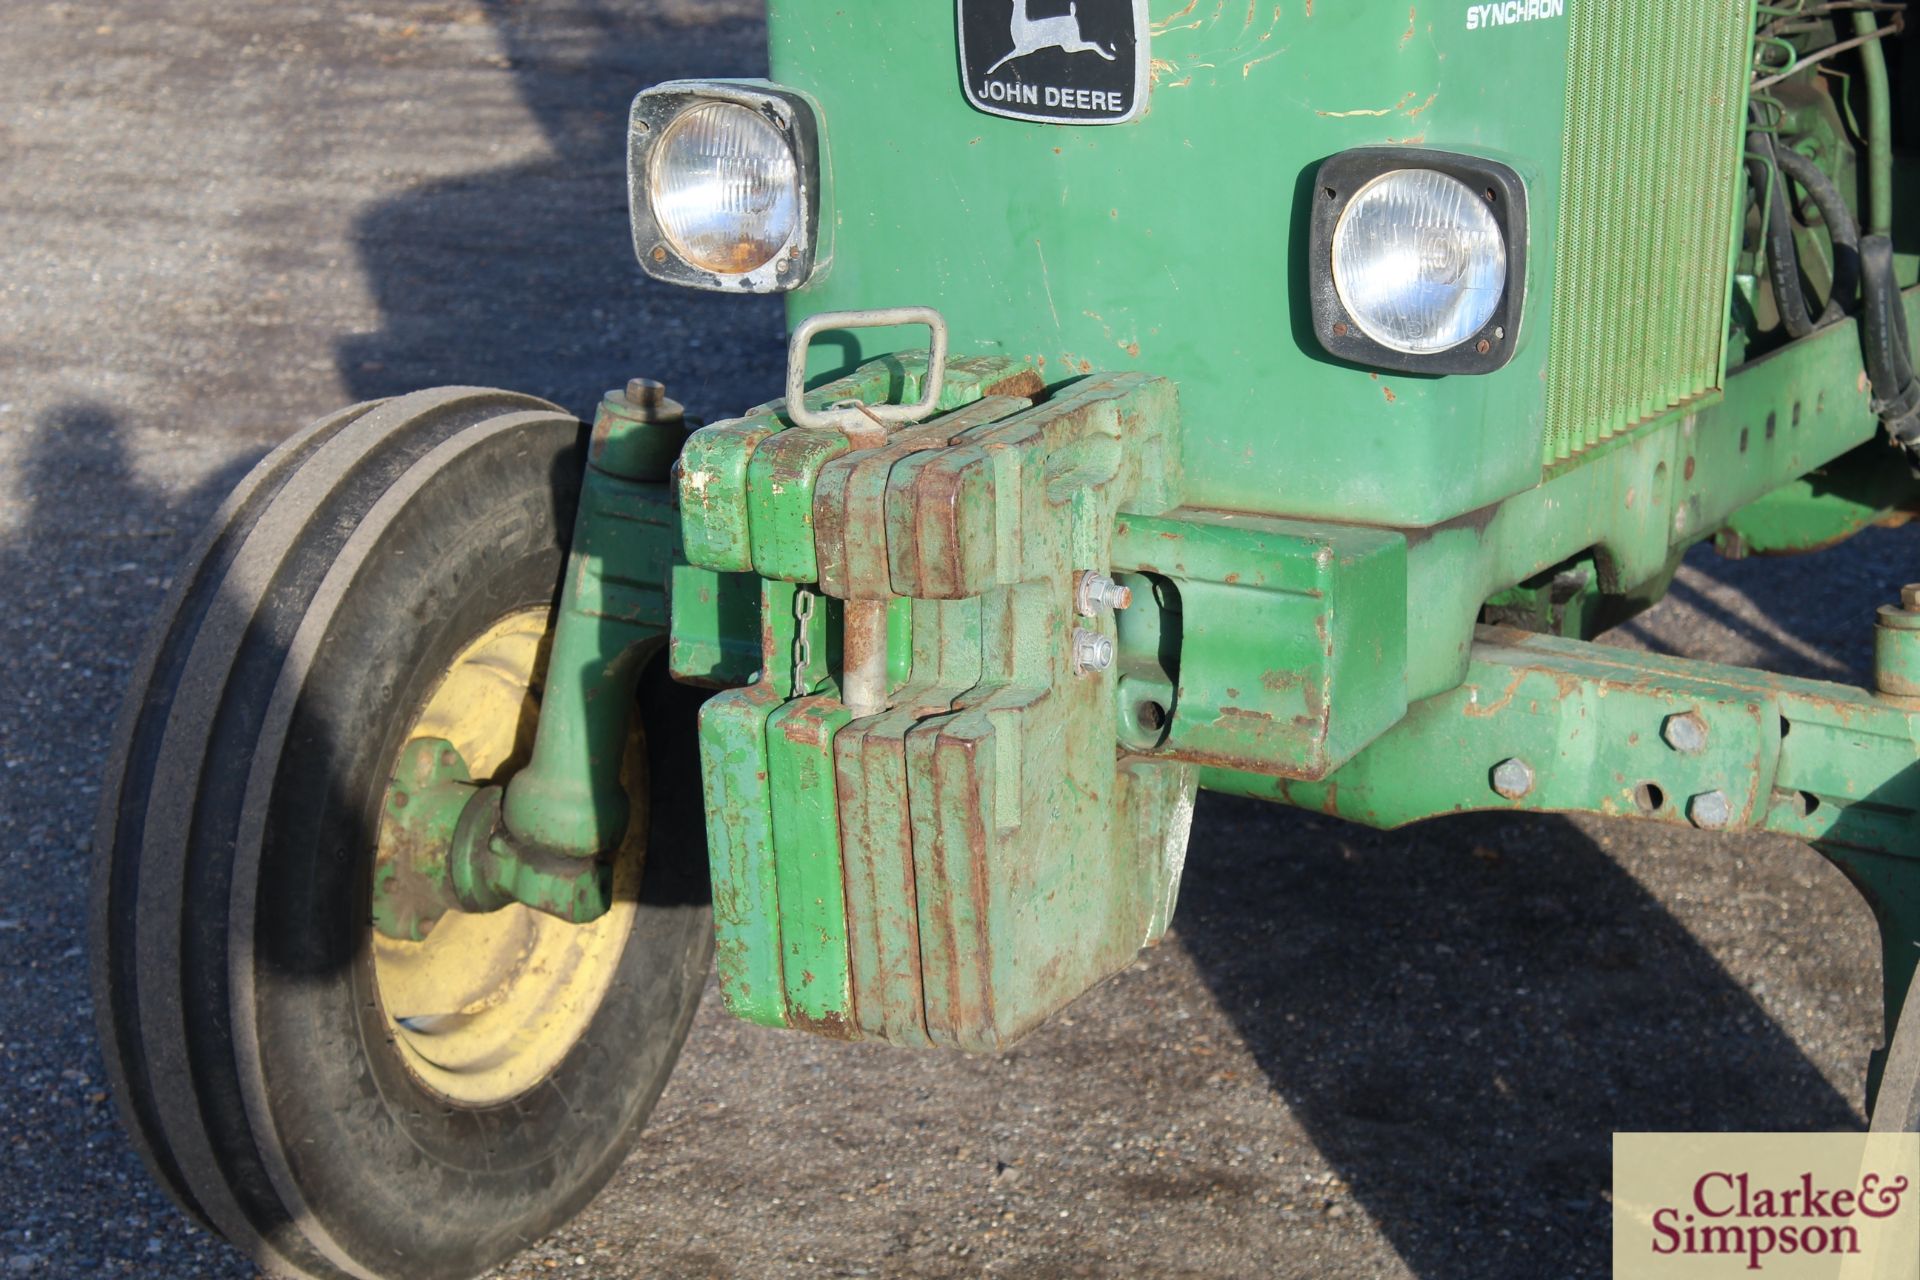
[629,82,825,293]
[1310,149,1527,374]
[1331,170,1507,355]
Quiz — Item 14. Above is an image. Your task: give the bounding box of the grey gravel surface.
[0,2,1908,1278]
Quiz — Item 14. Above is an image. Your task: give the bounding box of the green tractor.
[93,0,1920,1275]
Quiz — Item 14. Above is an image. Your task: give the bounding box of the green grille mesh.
[1541,1,1754,463]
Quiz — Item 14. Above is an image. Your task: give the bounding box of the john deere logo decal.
[959,0,1148,125]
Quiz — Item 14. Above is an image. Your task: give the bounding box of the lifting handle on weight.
[783,306,949,436]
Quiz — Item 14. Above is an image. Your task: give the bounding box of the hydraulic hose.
[1770,142,1861,329]
[1748,130,1821,338]
[1860,233,1920,445]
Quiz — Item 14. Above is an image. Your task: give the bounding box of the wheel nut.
[1072,627,1114,674]
[1687,790,1733,830]
[1076,571,1133,617]
[1490,757,1534,800]
[1662,711,1709,754]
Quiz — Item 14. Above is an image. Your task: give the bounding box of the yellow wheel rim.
[370,608,644,1108]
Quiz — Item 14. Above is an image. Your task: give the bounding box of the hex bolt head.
[1491,757,1535,800]
[626,377,665,409]
[1071,627,1114,675]
[1687,790,1733,830]
[1075,571,1133,617]
[1903,583,1920,611]
[1661,711,1709,754]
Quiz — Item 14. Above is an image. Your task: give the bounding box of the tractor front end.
[630,2,1920,1068]
[92,2,1920,1278]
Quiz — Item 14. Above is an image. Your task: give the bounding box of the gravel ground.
[0,3,1908,1278]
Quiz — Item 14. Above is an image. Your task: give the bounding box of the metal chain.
[793,587,816,690]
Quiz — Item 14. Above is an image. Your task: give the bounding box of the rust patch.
[1381,385,1397,404]
[979,366,1048,401]
[1462,670,1527,719]
[785,1007,860,1041]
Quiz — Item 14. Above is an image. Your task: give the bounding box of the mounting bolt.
[1902,583,1920,611]
[1687,790,1733,830]
[1490,757,1535,800]
[1076,571,1133,617]
[1661,711,1709,754]
[1072,628,1114,675]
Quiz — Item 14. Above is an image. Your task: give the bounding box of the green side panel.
[697,682,785,1027]
[769,2,1571,527]
[765,697,855,1032]
[1541,0,1754,461]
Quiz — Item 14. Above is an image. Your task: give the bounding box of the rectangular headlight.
[1309,147,1528,374]
[628,80,826,294]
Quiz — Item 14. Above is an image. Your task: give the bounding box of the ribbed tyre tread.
[91,397,384,1233]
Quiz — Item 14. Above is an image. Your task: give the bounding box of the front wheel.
[91,388,713,1280]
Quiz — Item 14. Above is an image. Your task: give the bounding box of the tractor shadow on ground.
[1178,801,1861,1280]
[2,401,268,1260]
[1179,531,1911,1280]
[334,0,785,425]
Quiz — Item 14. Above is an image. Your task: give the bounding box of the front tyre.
[91,388,713,1280]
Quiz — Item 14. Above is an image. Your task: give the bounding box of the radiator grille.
[1541,2,1754,463]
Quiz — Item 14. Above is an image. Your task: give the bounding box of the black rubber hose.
[1858,233,1920,444]
[1747,131,1820,338]
[1770,143,1861,328]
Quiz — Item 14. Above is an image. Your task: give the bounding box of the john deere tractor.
[93,1,1920,1275]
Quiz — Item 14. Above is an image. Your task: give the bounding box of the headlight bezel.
[628,80,826,294]
[1309,147,1528,375]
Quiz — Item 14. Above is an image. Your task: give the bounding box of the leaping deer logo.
[983,0,1117,76]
